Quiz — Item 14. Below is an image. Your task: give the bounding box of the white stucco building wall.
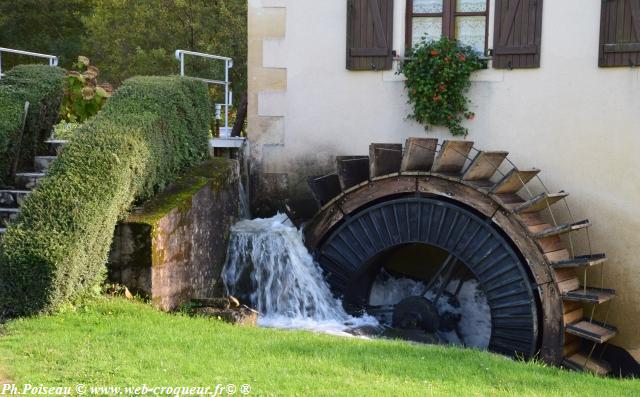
[248,0,640,357]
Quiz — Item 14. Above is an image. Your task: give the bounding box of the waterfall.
[237,181,250,219]
[222,214,378,335]
[222,213,490,346]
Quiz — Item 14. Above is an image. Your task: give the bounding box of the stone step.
[45,139,68,155]
[0,190,30,208]
[15,172,46,190]
[0,208,20,228]
[34,156,57,172]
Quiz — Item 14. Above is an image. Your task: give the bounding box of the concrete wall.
[108,159,241,311]
[248,0,640,357]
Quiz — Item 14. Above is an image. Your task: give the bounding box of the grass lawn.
[0,297,638,397]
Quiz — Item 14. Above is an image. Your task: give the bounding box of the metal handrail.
[0,47,59,79]
[175,49,234,137]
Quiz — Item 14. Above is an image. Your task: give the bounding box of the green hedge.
[0,76,210,316]
[0,86,27,183]
[0,65,66,182]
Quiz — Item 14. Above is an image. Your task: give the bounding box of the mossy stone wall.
[108,158,241,311]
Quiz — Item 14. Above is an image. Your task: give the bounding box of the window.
[406,0,489,54]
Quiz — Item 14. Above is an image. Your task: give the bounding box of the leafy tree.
[0,0,248,133]
[83,0,246,94]
[83,0,247,133]
[0,0,95,68]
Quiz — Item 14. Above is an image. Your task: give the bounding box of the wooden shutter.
[599,0,640,67]
[347,0,394,71]
[493,0,544,69]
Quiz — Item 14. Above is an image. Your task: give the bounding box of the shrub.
[60,56,113,123]
[0,76,210,316]
[0,65,66,178]
[400,38,483,137]
[0,86,27,183]
[53,121,81,141]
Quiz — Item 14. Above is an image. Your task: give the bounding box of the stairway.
[0,139,67,238]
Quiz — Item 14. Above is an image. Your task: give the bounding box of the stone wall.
[108,159,241,311]
[247,0,291,217]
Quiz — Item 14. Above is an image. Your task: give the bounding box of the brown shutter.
[493,0,544,69]
[599,0,640,67]
[346,0,394,71]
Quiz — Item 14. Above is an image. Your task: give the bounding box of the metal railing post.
[0,47,59,80]
[224,59,230,132]
[174,49,234,138]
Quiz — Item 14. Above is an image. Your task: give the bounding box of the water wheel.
[303,138,617,376]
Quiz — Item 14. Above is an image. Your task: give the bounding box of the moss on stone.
[127,158,236,226]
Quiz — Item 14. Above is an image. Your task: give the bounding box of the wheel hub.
[392,296,440,333]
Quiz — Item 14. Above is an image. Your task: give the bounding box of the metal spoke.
[420,253,454,295]
[434,258,460,303]
[452,276,465,297]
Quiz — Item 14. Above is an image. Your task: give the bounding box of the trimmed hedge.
[0,86,26,183]
[0,65,66,182]
[0,76,210,316]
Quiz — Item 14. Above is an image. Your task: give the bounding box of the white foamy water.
[369,273,492,349]
[222,214,378,335]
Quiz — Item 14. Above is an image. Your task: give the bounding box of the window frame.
[405,0,490,55]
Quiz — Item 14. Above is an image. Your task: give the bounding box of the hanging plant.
[400,37,483,137]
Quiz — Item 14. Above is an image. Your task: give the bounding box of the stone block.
[108,159,242,311]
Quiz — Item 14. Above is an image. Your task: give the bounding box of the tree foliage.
[0,0,247,96]
[0,0,95,68]
[83,0,247,95]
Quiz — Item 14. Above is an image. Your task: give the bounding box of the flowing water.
[222,214,378,336]
[237,181,250,220]
[369,272,492,348]
[222,214,491,347]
